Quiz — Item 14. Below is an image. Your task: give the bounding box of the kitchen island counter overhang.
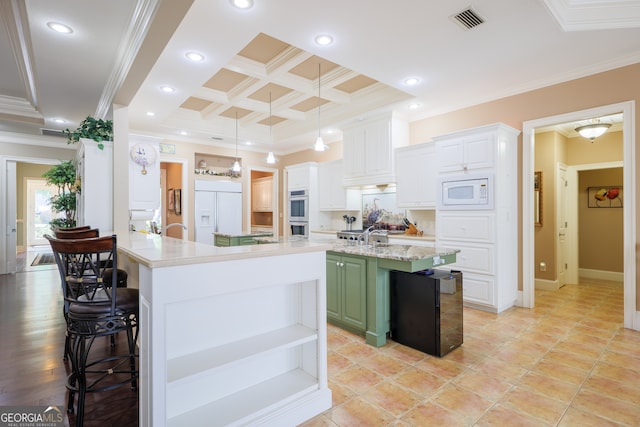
[115,231,333,427]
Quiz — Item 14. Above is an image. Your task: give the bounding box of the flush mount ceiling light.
[314,34,334,46]
[231,0,253,9]
[185,51,204,62]
[313,63,329,152]
[575,121,611,142]
[232,112,242,172]
[47,22,73,34]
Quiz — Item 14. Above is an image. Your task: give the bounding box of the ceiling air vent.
[451,8,485,30]
[41,128,66,138]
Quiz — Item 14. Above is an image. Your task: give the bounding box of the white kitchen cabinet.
[342,112,408,187]
[435,123,520,313]
[395,142,437,208]
[129,134,161,211]
[318,160,360,211]
[286,162,315,190]
[251,176,273,212]
[76,138,113,231]
[434,130,495,173]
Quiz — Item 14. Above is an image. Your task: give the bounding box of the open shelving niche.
[163,277,326,426]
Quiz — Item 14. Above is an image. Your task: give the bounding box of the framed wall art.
[174,189,182,215]
[168,189,174,211]
[587,186,622,208]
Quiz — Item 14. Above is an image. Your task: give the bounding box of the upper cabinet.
[395,142,437,208]
[286,162,316,190]
[251,176,273,212]
[434,131,495,173]
[318,160,360,211]
[129,134,161,211]
[342,112,408,187]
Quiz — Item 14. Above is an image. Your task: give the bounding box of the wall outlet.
[539,261,546,272]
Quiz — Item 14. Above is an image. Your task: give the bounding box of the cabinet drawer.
[461,272,494,306]
[437,213,494,242]
[437,240,494,274]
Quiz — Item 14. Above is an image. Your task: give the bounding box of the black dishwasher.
[390,269,463,357]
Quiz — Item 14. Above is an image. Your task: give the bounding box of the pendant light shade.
[575,121,611,141]
[232,112,241,172]
[312,63,329,152]
[266,152,276,164]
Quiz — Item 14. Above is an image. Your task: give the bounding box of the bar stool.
[54,228,128,360]
[46,234,138,427]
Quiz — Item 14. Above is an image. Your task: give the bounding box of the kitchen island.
[325,240,459,347]
[213,231,273,246]
[116,231,332,427]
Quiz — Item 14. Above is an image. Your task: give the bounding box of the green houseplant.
[63,116,113,150]
[42,160,77,229]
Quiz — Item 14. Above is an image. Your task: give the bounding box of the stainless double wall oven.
[288,189,309,237]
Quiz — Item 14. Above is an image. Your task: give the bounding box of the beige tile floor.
[302,279,640,426]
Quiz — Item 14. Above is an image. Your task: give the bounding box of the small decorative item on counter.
[403,218,423,236]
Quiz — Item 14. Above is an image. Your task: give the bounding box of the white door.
[557,165,568,287]
[5,161,17,273]
[26,179,58,246]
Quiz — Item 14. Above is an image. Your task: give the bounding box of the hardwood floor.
[0,268,138,426]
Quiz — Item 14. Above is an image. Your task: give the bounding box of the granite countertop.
[310,229,436,242]
[328,240,458,262]
[212,231,273,238]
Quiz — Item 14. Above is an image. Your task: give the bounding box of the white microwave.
[438,173,493,210]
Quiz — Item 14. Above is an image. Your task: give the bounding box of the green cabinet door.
[341,256,367,331]
[326,252,367,334]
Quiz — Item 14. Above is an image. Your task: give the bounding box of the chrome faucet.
[360,225,387,246]
[162,223,187,235]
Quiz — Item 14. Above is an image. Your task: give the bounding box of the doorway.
[522,101,636,330]
[26,178,58,246]
[247,166,279,237]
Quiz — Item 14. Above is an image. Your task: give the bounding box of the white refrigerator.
[194,180,242,244]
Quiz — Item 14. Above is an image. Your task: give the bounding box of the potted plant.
[63,116,113,150]
[42,160,78,228]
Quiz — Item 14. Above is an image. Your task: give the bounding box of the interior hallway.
[0,268,638,426]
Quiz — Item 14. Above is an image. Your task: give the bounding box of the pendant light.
[313,62,329,152]
[266,92,277,164]
[232,112,241,172]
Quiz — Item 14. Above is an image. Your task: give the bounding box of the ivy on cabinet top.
[63,116,113,150]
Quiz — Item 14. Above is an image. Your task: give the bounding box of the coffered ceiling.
[1,0,639,155]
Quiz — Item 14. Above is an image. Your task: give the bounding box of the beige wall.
[578,168,623,273]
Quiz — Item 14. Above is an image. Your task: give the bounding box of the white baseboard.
[535,278,559,291]
[579,268,624,282]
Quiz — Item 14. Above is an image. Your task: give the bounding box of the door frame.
[1,156,60,274]
[522,100,637,330]
[159,157,189,239]
[245,164,279,237]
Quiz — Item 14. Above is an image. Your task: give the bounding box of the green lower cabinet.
[326,253,367,334]
[215,234,272,247]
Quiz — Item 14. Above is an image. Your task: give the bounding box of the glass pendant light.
[232,112,241,172]
[313,63,329,152]
[266,92,277,164]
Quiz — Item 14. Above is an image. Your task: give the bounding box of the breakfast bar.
[116,231,332,427]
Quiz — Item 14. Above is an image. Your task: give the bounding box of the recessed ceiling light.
[146,112,155,117]
[160,85,175,93]
[54,118,66,124]
[245,141,253,146]
[408,102,422,109]
[185,51,204,62]
[403,77,421,86]
[47,22,73,34]
[314,34,334,46]
[231,0,253,9]
[180,131,187,136]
